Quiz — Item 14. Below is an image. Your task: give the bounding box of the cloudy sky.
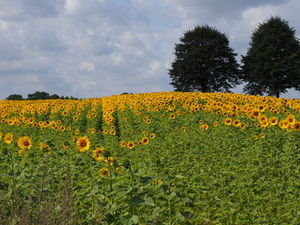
[0,0,299,99]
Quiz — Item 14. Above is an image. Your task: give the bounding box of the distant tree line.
[169,16,300,97]
[6,91,78,100]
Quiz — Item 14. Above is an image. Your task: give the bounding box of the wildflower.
[17,136,32,149]
[76,136,91,152]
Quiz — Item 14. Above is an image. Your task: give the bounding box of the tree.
[27,91,50,100]
[6,94,23,100]
[169,25,240,92]
[242,16,300,97]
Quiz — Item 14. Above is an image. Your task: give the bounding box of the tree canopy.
[5,92,78,100]
[169,25,240,92]
[6,94,23,100]
[241,16,300,97]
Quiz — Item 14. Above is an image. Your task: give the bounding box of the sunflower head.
[99,168,110,178]
[224,118,232,126]
[4,133,13,144]
[127,141,135,149]
[18,136,32,149]
[141,137,149,145]
[76,136,91,152]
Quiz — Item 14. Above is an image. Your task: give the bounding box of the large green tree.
[169,25,240,92]
[242,16,300,97]
[6,94,23,100]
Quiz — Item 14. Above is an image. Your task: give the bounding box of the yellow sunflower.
[269,117,278,126]
[76,136,91,152]
[99,168,110,178]
[17,136,32,149]
[92,147,105,160]
[127,141,135,149]
[120,140,127,148]
[4,133,13,144]
[224,118,232,126]
[141,137,150,145]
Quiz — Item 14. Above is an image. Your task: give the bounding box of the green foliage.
[26,91,78,100]
[0,94,299,224]
[6,94,23,100]
[242,16,300,97]
[169,25,240,92]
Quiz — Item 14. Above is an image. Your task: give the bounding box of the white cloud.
[79,62,95,72]
[0,0,298,99]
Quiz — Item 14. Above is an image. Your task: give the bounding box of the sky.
[0,0,299,99]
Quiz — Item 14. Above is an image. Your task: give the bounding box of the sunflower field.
[0,92,299,225]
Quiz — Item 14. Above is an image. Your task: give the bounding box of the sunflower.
[240,123,247,129]
[232,120,241,127]
[224,118,232,126]
[76,136,91,152]
[127,141,135,149]
[278,120,289,129]
[293,122,300,131]
[250,109,260,118]
[4,133,13,144]
[259,133,266,138]
[269,117,278,126]
[99,168,110,178]
[200,124,209,130]
[18,136,32,149]
[92,147,105,160]
[120,140,127,148]
[89,128,97,133]
[169,113,176,119]
[286,114,295,124]
[107,156,114,166]
[115,166,124,174]
[109,129,116,135]
[260,120,268,128]
[141,137,149,145]
[213,121,219,127]
[150,133,156,139]
[103,128,109,134]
